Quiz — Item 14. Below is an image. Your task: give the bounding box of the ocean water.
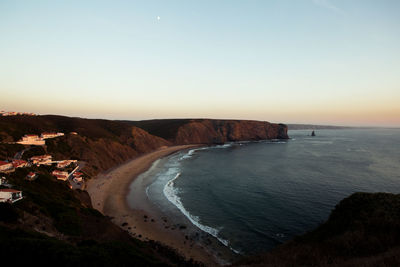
[133,129,400,255]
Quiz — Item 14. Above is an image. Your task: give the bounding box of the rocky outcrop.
[173,120,288,144]
[235,192,400,266]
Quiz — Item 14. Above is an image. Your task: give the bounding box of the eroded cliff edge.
[130,119,289,145]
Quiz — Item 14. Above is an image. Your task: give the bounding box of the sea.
[128,129,400,256]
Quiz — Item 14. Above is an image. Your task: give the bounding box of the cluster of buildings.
[0,156,74,171]
[0,157,43,183]
[17,132,65,146]
[0,155,80,179]
[0,154,84,203]
[0,159,30,173]
[0,128,85,204]
[0,111,36,116]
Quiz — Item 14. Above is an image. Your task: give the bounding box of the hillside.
[1,116,288,176]
[1,115,399,266]
[235,192,400,266]
[0,115,170,176]
[0,114,288,266]
[0,166,199,266]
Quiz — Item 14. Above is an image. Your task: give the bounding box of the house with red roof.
[0,161,13,173]
[57,160,77,169]
[12,159,28,168]
[30,155,52,165]
[52,170,69,181]
[26,172,38,181]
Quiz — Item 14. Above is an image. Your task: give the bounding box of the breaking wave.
[179,144,233,161]
[163,163,240,254]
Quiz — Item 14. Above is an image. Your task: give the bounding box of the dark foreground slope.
[235,192,400,267]
[130,119,288,144]
[0,167,199,266]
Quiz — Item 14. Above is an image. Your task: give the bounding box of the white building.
[12,160,29,168]
[52,170,69,181]
[0,189,23,203]
[17,134,45,146]
[41,132,64,139]
[57,160,77,169]
[30,155,52,165]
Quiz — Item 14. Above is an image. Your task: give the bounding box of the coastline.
[86,145,227,266]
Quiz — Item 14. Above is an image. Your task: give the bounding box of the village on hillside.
[0,130,85,204]
[0,110,36,116]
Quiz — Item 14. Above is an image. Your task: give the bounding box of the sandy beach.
[86,145,228,266]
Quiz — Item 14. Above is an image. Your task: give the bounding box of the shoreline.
[86,145,228,266]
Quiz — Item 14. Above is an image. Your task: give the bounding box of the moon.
[157,16,161,21]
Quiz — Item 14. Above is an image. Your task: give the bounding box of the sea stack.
[311,130,316,136]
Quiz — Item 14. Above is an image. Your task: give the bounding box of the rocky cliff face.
[173,120,288,144]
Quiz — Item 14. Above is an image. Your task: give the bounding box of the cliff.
[131,119,288,145]
[235,192,400,266]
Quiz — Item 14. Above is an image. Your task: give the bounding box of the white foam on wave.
[179,146,232,160]
[163,170,240,254]
[215,143,233,148]
[179,149,197,160]
[179,144,233,161]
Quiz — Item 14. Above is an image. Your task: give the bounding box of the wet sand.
[86,145,228,266]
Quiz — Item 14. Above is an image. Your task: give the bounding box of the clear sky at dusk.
[1,0,399,126]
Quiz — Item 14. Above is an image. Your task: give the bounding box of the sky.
[1,0,399,127]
